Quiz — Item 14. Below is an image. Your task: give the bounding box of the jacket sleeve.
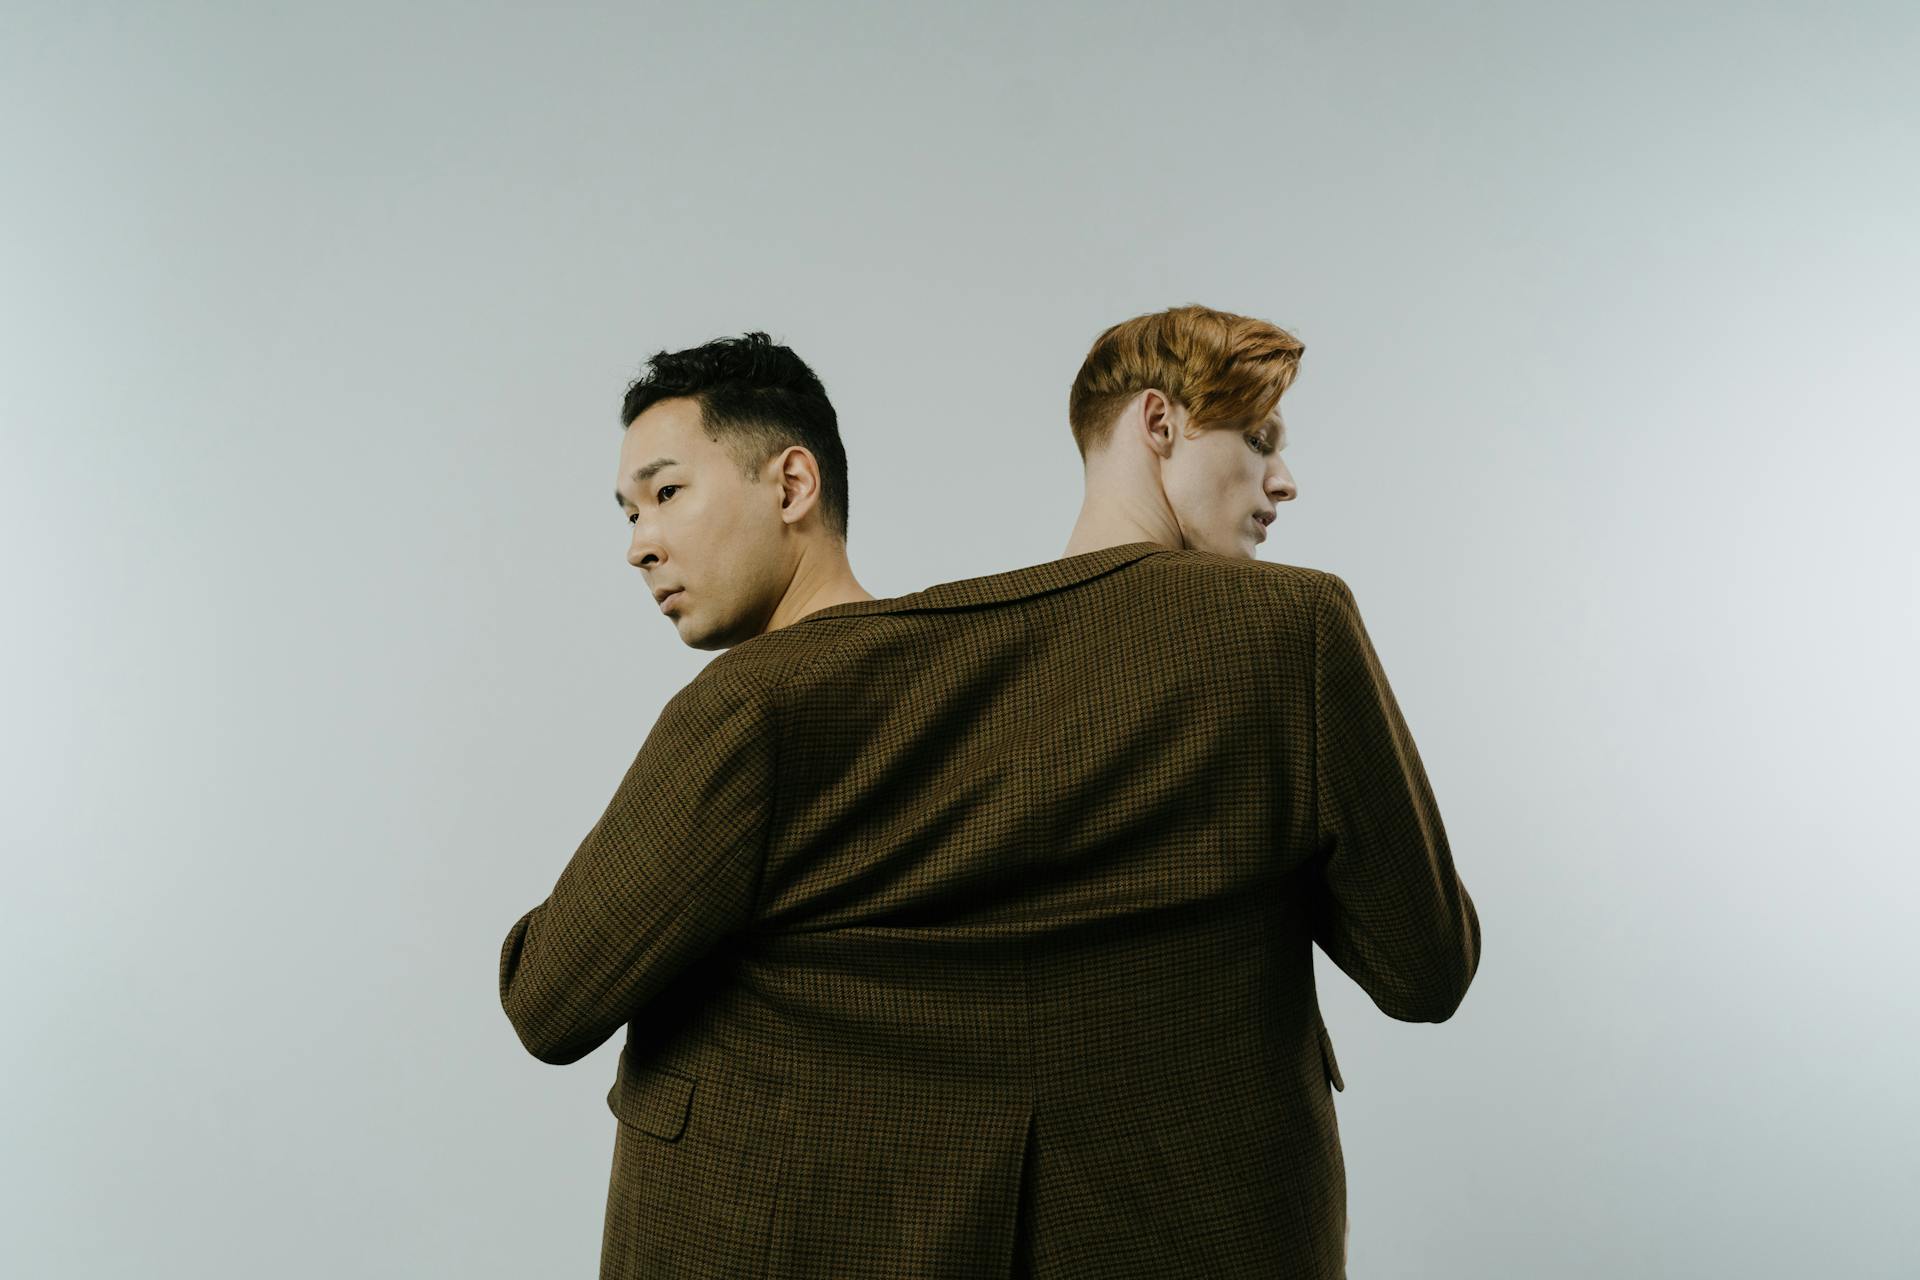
[498,668,777,1064]
[1306,571,1481,1022]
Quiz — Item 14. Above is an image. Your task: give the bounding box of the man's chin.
[1216,536,1257,560]
[672,618,735,653]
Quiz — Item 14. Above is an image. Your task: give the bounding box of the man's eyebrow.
[613,457,680,508]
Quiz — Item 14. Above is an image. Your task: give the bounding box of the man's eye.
[1246,435,1271,455]
[656,485,679,502]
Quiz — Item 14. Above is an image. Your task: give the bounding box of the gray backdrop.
[5,2,1915,1276]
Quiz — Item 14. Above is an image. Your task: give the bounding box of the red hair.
[1068,304,1305,456]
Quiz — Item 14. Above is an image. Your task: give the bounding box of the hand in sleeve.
[1307,572,1481,1022]
[499,668,776,1064]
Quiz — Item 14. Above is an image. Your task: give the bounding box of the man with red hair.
[501,312,1480,1278]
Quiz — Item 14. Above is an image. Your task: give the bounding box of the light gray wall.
[4,2,1915,1275]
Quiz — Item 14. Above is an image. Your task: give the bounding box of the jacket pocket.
[1317,1020,1345,1092]
[605,1046,697,1141]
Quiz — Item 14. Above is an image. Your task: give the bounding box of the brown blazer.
[499,542,1481,1279]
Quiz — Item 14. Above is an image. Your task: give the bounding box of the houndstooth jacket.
[499,541,1482,1278]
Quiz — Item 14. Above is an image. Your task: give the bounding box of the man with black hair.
[609,330,872,650]
[501,317,1478,1279]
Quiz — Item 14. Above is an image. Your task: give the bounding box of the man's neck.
[1063,498,1180,558]
[768,547,873,631]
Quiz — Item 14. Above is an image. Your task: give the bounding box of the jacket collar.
[794,541,1170,622]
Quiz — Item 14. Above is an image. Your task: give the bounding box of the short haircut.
[1068,304,1305,457]
[620,331,850,541]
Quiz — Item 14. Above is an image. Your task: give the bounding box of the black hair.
[620,331,849,540]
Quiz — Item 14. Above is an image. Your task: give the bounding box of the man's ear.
[775,445,822,524]
[1139,388,1179,457]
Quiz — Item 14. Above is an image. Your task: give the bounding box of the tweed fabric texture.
[500,542,1482,1278]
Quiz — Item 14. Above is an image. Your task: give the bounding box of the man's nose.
[627,529,660,568]
[1269,456,1297,502]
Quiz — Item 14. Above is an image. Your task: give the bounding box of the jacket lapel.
[799,541,1168,621]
